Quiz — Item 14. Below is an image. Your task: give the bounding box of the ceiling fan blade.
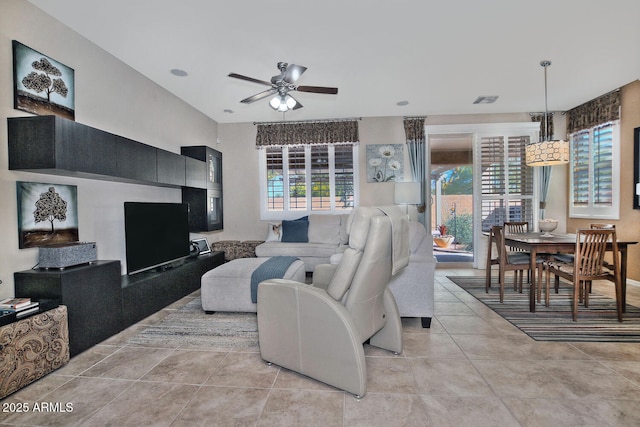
[282,64,307,84]
[228,73,272,86]
[289,94,303,110]
[296,85,338,95]
[240,88,277,104]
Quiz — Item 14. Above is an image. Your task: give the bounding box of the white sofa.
[255,214,350,272]
[256,213,436,327]
[387,220,436,327]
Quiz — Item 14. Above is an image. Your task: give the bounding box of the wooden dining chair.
[548,223,617,294]
[491,225,543,303]
[485,226,500,293]
[543,228,622,322]
[590,224,617,272]
[503,221,530,291]
[504,221,529,234]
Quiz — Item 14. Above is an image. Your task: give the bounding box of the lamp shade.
[394,182,421,205]
[525,140,569,166]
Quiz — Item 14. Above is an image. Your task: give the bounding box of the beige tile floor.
[3,267,640,426]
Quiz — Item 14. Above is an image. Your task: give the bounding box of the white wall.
[0,0,219,297]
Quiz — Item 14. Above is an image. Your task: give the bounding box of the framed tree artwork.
[16,181,79,249]
[12,40,75,120]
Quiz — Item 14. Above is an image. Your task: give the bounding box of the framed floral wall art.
[366,144,404,182]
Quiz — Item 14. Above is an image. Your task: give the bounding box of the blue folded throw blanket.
[251,256,299,303]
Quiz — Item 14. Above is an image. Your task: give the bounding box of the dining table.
[488,231,637,312]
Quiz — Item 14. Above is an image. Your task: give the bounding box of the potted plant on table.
[434,224,454,248]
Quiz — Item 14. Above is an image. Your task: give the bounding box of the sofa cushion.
[408,221,427,254]
[256,241,338,258]
[327,248,361,301]
[339,214,351,244]
[265,223,282,242]
[281,219,309,242]
[308,214,342,244]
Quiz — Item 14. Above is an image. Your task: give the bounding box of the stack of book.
[0,297,39,318]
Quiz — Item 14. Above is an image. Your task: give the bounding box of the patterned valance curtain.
[255,120,359,147]
[403,117,426,223]
[529,114,554,219]
[530,113,554,141]
[566,89,620,134]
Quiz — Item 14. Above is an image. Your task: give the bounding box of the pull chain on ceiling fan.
[228,62,338,112]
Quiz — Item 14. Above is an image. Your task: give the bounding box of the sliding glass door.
[425,123,540,268]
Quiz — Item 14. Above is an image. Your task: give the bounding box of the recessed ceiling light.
[170,68,188,77]
[473,96,498,104]
[396,100,409,106]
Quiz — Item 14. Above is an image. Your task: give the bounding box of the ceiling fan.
[228,62,338,112]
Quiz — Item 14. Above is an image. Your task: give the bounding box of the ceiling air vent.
[473,96,498,104]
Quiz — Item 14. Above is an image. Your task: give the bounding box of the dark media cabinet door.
[181,146,223,231]
[14,261,122,357]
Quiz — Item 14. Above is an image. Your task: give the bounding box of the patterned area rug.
[447,276,640,342]
[128,298,258,349]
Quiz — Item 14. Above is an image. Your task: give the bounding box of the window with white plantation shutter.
[260,144,357,219]
[569,121,619,219]
[480,135,534,231]
[288,146,307,211]
[572,130,590,206]
[266,147,284,211]
[334,145,355,210]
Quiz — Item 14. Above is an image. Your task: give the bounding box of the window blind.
[480,135,533,231]
[571,123,614,208]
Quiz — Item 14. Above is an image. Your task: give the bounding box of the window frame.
[258,144,359,220]
[569,121,620,220]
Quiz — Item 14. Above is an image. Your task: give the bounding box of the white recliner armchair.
[257,206,408,398]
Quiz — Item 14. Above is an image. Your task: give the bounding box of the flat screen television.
[124,202,191,275]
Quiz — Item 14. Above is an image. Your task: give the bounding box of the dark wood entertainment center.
[7,115,226,356]
[14,253,224,356]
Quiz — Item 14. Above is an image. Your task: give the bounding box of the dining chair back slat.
[504,222,529,234]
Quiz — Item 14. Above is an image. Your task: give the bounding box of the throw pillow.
[281,219,309,242]
[265,223,282,242]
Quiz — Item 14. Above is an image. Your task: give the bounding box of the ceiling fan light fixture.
[269,96,282,110]
[284,95,296,109]
[229,62,337,112]
[270,94,296,112]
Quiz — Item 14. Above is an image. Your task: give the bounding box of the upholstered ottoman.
[201,257,306,313]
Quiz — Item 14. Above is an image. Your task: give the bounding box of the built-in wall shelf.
[7,115,206,189]
[181,146,223,232]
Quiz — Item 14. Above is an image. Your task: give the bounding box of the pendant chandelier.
[525,60,569,166]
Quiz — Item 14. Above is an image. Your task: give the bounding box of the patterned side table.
[0,305,70,399]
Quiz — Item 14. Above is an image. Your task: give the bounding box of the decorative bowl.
[433,235,454,248]
[538,219,558,237]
